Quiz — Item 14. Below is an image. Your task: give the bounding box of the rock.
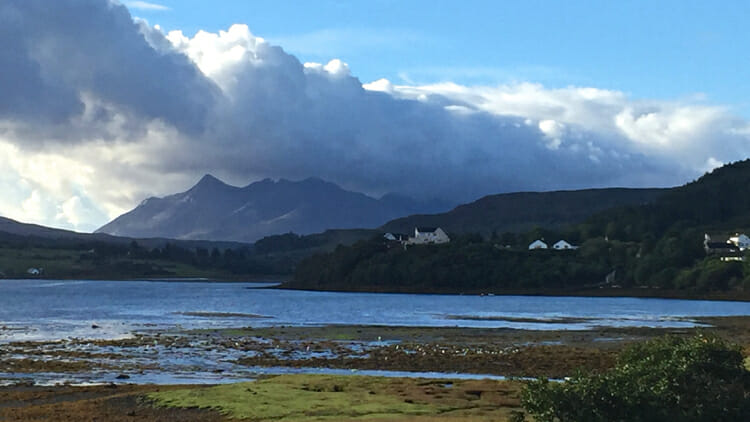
[116,374,130,379]
[91,324,101,329]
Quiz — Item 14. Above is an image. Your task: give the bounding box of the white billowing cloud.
[159,24,683,195]
[21,191,49,223]
[0,0,749,234]
[381,81,750,173]
[57,196,102,229]
[125,1,170,11]
[269,27,428,59]
[0,139,109,231]
[362,78,395,94]
[538,120,566,149]
[165,25,267,93]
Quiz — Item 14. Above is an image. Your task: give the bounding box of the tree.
[520,334,750,422]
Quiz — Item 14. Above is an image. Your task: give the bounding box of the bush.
[521,334,750,422]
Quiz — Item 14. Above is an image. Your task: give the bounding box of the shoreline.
[276,283,750,302]
[5,277,750,302]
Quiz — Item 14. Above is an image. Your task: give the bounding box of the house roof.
[416,227,439,233]
[385,232,408,238]
[705,234,729,241]
[705,242,737,250]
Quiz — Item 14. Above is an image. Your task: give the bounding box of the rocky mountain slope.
[96,175,450,242]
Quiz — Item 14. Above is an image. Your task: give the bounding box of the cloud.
[125,1,170,11]
[395,64,574,86]
[0,0,749,233]
[269,27,427,58]
[0,0,218,142]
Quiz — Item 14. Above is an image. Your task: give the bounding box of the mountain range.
[95,173,669,245]
[96,175,451,242]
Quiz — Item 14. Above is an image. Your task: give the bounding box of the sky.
[131,0,750,111]
[1,0,750,232]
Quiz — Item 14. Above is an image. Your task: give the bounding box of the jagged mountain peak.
[191,174,230,190]
[96,176,449,242]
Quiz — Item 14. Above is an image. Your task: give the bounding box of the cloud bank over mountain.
[1,0,749,232]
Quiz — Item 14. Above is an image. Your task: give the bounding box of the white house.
[552,240,577,250]
[408,227,450,244]
[384,233,406,242]
[26,268,41,276]
[528,239,548,250]
[728,233,750,251]
[704,234,740,254]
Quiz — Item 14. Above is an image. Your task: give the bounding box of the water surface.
[2,279,749,342]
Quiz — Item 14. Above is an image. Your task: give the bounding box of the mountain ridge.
[380,187,668,236]
[96,175,451,242]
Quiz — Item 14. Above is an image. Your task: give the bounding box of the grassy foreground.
[149,374,525,421]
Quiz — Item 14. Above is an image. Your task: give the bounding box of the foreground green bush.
[521,334,750,422]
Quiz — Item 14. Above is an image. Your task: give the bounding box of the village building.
[704,234,742,255]
[728,233,750,251]
[407,227,450,245]
[552,240,577,250]
[383,232,408,242]
[528,239,548,250]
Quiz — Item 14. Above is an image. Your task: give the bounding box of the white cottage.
[528,239,548,250]
[384,233,407,242]
[408,227,450,244]
[728,233,750,251]
[552,240,577,250]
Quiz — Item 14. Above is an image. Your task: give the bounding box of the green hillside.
[581,159,750,240]
[288,160,750,296]
[0,222,275,280]
[0,221,377,280]
[381,188,666,237]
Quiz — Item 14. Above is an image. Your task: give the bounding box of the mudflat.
[0,315,748,421]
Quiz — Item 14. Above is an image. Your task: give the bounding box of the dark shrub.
[521,334,750,422]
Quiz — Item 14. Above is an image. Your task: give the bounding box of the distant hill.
[287,159,750,296]
[0,216,111,242]
[0,215,265,280]
[582,159,750,240]
[381,188,667,236]
[96,175,451,243]
[0,216,245,250]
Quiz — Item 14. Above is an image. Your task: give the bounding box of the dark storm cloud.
[0,0,219,137]
[0,0,744,228]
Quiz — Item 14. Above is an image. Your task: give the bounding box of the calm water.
[2,279,750,342]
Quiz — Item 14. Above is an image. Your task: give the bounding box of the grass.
[0,245,230,279]
[149,374,526,421]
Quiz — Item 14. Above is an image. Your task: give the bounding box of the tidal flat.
[1,316,749,420]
